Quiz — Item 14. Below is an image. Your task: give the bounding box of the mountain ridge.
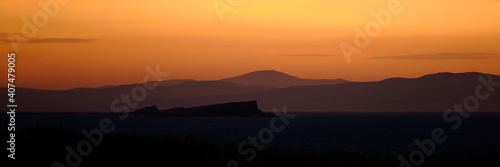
[222,70,349,88]
[7,71,500,112]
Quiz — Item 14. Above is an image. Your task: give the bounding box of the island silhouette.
[133,101,273,117]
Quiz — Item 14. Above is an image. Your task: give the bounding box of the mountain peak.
[251,70,283,73]
[418,72,484,80]
[237,70,298,79]
[222,70,348,88]
[252,70,279,72]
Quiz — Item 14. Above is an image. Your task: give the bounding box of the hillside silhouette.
[222,70,349,88]
[10,71,500,112]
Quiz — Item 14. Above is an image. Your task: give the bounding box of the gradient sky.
[1,0,500,90]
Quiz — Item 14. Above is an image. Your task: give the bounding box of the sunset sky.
[1,0,500,90]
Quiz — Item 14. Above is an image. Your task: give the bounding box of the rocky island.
[133,101,273,117]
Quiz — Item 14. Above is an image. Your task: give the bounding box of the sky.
[1,0,500,90]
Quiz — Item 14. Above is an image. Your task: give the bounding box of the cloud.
[371,52,500,60]
[18,55,45,59]
[1,33,97,43]
[26,38,97,43]
[278,54,332,57]
[1,38,97,43]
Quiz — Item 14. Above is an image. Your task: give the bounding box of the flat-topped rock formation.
[133,101,272,117]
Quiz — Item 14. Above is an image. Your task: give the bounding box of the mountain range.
[10,70,500,112]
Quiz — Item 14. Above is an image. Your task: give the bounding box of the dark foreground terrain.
[6,126,499,167]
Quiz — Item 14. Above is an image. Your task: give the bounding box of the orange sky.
[1,0,500,90]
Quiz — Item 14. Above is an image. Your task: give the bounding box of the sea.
[10,112,500,156]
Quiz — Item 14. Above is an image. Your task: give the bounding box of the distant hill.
[159,72,500,112]
[95,79,195,89]
[9,71,500,112]
[243,72,500,112]
[158,80,273,98]
[222,70,349,88]
[13,80,272,112]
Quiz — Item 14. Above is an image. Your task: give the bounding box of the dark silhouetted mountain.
[133,101,270,117]
[9,71,500,112]
[157,72,500,112]
[222,70,349,88]
[95,79,195,89]
[246,72,500,112]
[13,80,272,112]
[134,105,159,114]
[147,79,196,87]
